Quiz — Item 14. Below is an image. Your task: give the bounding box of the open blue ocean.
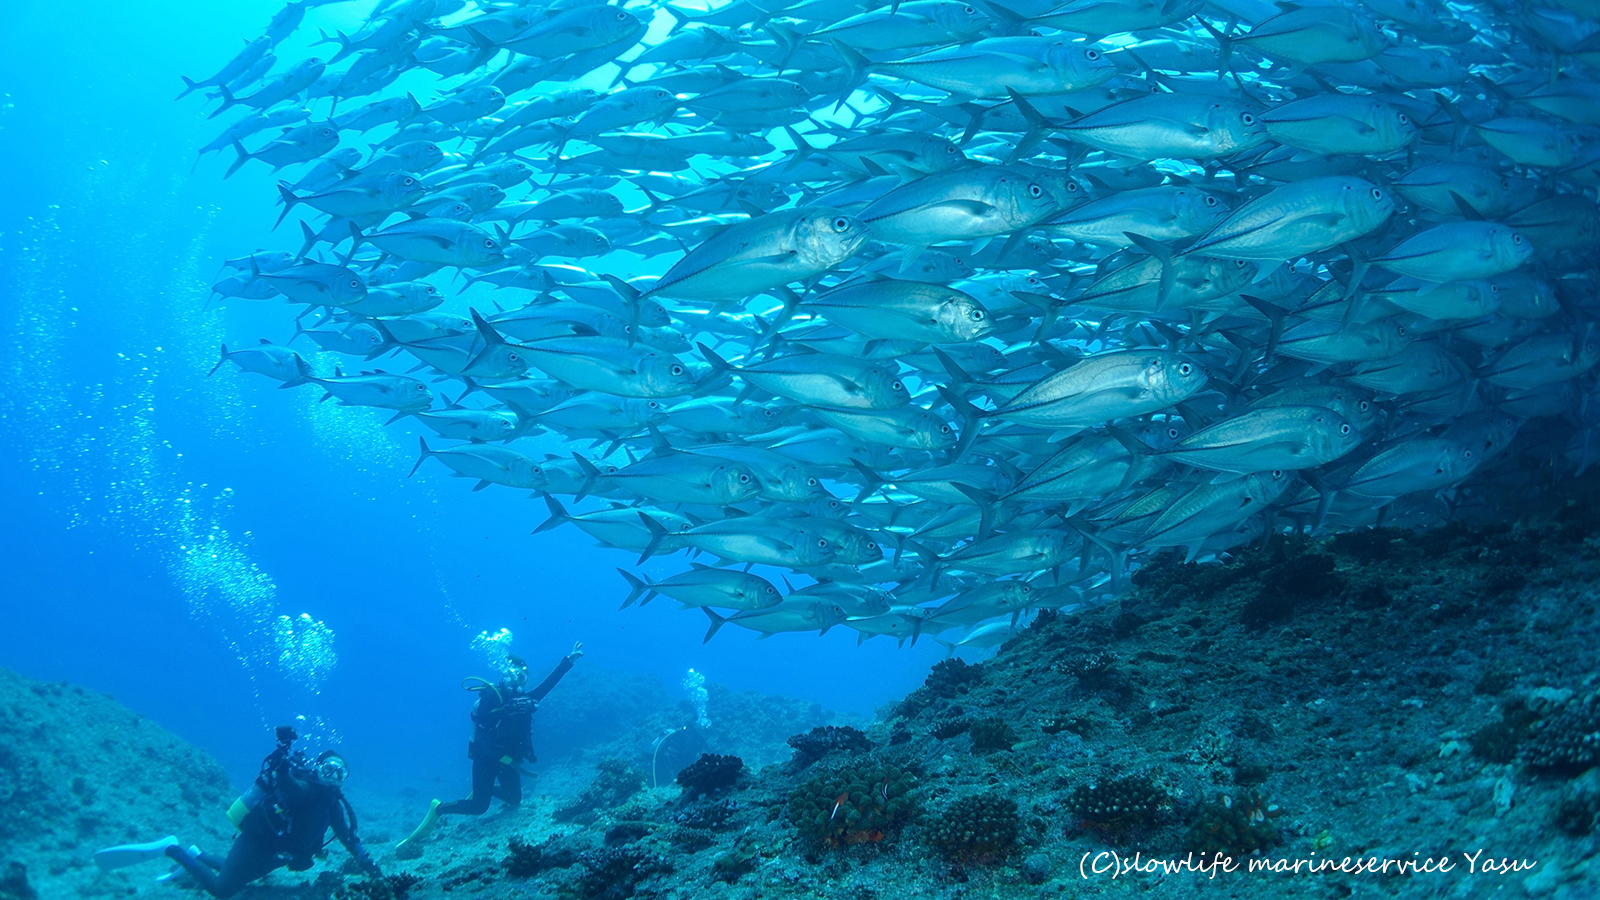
[2,1,1598,898]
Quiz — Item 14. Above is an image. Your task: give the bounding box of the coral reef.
[924,794,1020,862]
[568,846,672,900]
[674,753,743,799]
[553,758,646,823]
[967,716,1018,753]
[925,658,983,698]
[1064,774,1172,842]
[335,873,423,900]
[787,762,917,847]
[0,864,36,900]
[1184,791,1282,858]
[786,725,873,763]
[1523,691,1600,775]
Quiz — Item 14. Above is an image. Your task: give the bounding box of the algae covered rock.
[787,761,917,847]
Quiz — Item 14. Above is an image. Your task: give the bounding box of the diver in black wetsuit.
[94,726,380,897]
[396,643,581,854]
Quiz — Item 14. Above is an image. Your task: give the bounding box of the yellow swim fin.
[395,800,442,857]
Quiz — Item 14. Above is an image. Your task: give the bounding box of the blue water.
[0,0,939,788]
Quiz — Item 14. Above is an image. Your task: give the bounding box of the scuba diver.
[396,642,582,855]
[93,726,380,897]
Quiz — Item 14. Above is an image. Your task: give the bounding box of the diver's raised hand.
[568,641,584,661]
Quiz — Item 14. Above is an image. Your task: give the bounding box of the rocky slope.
[0,668,237,900]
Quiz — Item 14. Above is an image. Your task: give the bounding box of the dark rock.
[676,752,744,798]
[788,725,874,762]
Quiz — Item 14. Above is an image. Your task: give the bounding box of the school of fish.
[190,0,1600,652]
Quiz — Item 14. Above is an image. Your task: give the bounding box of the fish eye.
[1168,427,1180,438]
[1028,184,1043,198]
[671,364,685,376]
[832,216,851,231]
[817,539,828,548]
[1463,450,1473,459]
[1512,233,1524,244]
[1205,195,1218,206]
[649,401,661,409]
[964,4,975,10]
[1241,112,1256,125]
[1398,113,1410,125]
[972,310,984,319]
[1271,469,1283,477]
[1340,423,1351,435]
[1085,49,1100,60]
[807,477,817,486]
[508,353,521,363]
[1370,188,1383,200]
[1397,325,1407,336]
[891,380,904,391]
[1065,182,1080,193]
[349,279,360,288]
[1178,362,1193,375]
[483,239,495,247]
[940,424,952,433]
[738,473,750,483]
[1359,400,1370,411]
[616,9,627,16]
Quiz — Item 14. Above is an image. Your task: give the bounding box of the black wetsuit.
[167,750,376,898]
[439,657,573,815]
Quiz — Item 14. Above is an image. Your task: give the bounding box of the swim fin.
[94,836,179,871]
[395,799,442,858]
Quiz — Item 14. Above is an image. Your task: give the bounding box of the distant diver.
[396,642,583,855]
[93,725,380,897]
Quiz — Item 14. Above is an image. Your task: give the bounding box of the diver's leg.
[491,764,522,810]
[168,834,280,899]
[437,756,496,816]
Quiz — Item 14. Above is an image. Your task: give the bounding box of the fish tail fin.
[208,85,237,120]
[662,4,692,34]
[207,344,231,377]
[409,437,434,478]
[616,569,654,609]
[936,384,982,463]
[534,494,569,534]
[636,511,669,565]
[829,40,870,112]
[279,355,316,389]
[849,458,885,503]
[1069,518,1126,590]
[697,341,733,376]
[571,453,602,502]
[176,75,202,100]
[1124,233,1174,309]
[953,484,999,540]
[295,220,320,261]
[782,125,815,173]
[1005,89,1052,162]
[700,607,728,644]
[983,0,1027,24]
[1239,294,1286,364]
[274,182,300,230]
[225,140,252,180]
[341,220,366,267]
[1432,91,1470,153]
